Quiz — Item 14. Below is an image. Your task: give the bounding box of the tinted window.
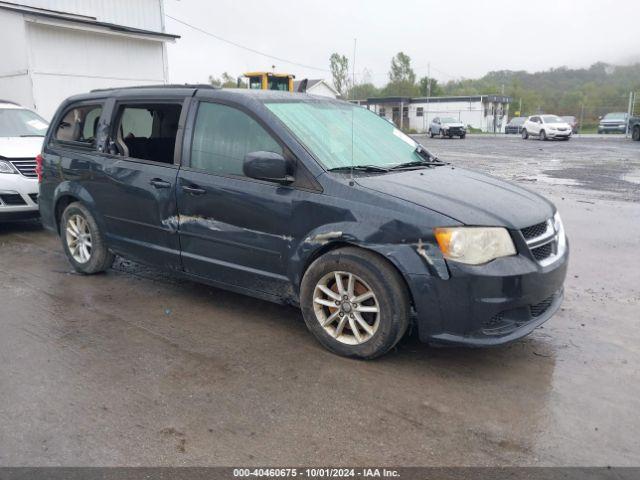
[191,102,282,177]
[55,104,102,145]
[115,103,182,164]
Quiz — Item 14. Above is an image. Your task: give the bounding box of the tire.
[440,129,446,139]
[429,129,434,138]
[540,130,547,141]
[522,129,529,139]
[460,134,466,139]
[300,247,410,359]
[633,126,640,141]
[60,202,114,274]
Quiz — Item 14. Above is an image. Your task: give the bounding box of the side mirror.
[243,151,294,184]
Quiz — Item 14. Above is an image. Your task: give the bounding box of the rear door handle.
[150,178,171,189]
[182,185,206,195]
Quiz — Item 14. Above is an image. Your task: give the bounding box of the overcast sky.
[164,0,640,87]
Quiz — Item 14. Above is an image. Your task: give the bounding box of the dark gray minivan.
[38,85,568,358]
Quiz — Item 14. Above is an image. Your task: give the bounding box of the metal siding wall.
[6,0,164,31]
[0,10,35,108]
[27,22,166,118]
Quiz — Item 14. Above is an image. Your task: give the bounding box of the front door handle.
[182,185,206,195]
[150,178,171,189]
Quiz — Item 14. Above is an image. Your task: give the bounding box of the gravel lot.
[0,135,639,466]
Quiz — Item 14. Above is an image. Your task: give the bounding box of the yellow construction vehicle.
[242,72,298,92]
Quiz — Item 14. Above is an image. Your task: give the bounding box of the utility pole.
[579,103,585,135]
[426,62,431,130]
[626,91,634,137]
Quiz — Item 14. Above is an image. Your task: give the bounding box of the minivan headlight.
[0,159,17,174]
[434,227,516,265]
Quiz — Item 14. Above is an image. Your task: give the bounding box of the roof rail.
[0,99,20,105]
[90,84,218,93]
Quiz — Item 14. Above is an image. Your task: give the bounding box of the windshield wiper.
[20,134,45,137]
[391,146,447,170]
[327,165,390,173]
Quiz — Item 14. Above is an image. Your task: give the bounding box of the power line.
[165,14,330,73]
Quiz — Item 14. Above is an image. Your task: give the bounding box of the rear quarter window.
[54,104,103,147]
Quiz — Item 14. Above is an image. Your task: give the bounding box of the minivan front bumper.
[410,245,569,347]
[0,174,39,220]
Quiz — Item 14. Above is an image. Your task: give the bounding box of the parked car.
[521,115,572,140]
[505,117,526,134]
[0,100,48,221]
[38,86,568,359]
[598,112,629,134]
[428,117,466,138]
[561,115,579,134]
[630,116,640,141]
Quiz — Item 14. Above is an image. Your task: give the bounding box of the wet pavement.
[0,136,639,466]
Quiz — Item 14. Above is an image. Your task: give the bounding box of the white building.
[363,95,511,133]
[294,79,339,98]
[0,0,178,119]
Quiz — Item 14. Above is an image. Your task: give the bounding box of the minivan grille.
[530,294,555,318]
[521,221,548,240]
[9,159,37,178]
[521,218,563,266]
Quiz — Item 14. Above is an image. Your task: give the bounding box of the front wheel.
[300,247,410,359]
[522,129,529,139]
[633,126,640,141]
[540,130,547,141]
[460,133,466,139]
[429,129,434,138]
[60,202,114,274]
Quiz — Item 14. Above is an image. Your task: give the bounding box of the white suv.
[0,101,48,221]
[521,115,572,141]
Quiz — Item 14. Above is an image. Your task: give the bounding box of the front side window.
[266,101,424,170]
[114,103,182,164]
[0,108,48,138]
[55,105,102,145]
[191,102,283,177]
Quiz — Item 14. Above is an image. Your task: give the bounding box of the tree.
[350,83,380,100]
[418,77,443,97]
[389,52,416,84]
[383,52,419,97]
[329,53,350,97]
[209,72,245,88]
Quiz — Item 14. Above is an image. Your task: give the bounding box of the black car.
[505,116,526,134]
[37,86,568,359]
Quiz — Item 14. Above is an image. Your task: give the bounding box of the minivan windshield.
[440,117,457,123]
[266,101,426,170]
[0,108,49,137]
[509,117,526,125]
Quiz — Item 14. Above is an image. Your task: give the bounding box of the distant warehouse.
[359,95,511,133]
[0,0,179,119]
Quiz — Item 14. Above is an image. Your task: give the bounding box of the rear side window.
[55,104,102,145]
[113,103,182,164]
[190,102,282,177]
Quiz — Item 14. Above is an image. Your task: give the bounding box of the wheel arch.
[52,182,104,235]
[296,240,421,313]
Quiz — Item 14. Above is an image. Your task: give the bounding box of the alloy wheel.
[312,271,380,345]
[65,214,92,263]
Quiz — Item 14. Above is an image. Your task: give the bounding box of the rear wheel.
[633,126,640,141]
[300,247,410,359]
[522,129,529,139]
[540,130,547,141]
[60,202,114,274]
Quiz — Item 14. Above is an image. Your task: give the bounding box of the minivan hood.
[0,137,44,158]
[355,167,554,228]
